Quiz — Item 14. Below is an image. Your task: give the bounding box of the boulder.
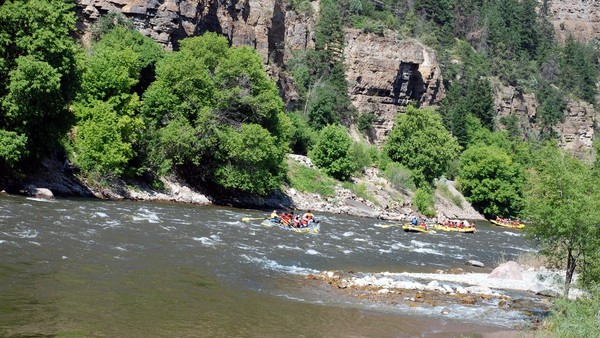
[488,261,522,280]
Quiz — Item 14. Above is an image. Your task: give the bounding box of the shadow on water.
[0,195,535,337]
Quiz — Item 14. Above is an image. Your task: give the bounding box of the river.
[0,195,537,337]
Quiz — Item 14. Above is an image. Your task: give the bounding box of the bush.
[385,162,415,191]
[348,141,374,175]
[413,186,436,217]
[309,124,353,181]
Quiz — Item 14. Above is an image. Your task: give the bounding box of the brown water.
[0,195,536,337]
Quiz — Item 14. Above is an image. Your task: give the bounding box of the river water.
[0,195,537,337]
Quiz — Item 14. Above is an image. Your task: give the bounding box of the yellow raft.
[402,224,436,234]
[432,224,476,233]
[490,219,525,229]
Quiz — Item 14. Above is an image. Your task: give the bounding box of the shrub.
[385,162,415,191]
[413,186,436,217]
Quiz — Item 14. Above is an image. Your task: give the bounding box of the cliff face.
[493,83,598,158]
[548,0,600,44]
[344,29,444,143]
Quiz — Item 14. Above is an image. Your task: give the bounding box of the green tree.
[385,106,461,187]
[523,144,600,297]
[69,27,160,178]
[457,144,524,217]
[309,124,353,181]
[0,0,80,168]
[142,33,290,195]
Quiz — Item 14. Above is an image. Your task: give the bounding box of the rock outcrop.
[548,0,600,44]
[493,82,599,159]
[344,29,444,144]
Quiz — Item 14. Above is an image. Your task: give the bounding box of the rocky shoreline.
[306,261,582,330]
[5,155,485,222]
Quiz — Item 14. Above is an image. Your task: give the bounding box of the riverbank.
[6,155,485,222]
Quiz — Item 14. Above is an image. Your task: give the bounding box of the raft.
[490,219,525,229]
[432,224,476,233]
[261,219,320,234]
[401,224,436,234]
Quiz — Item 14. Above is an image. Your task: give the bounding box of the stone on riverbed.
[466,260,485,268]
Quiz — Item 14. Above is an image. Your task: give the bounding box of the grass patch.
[384,162,415,191]
[542,287,600,338]
[341,181,379,207]
[287,161,336,197]
[436,180,463,208]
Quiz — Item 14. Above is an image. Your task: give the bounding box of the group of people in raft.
[411,217,474,230]
[494,217,521,226]
[269,210,318,228]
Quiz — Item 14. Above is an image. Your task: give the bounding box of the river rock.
[465,286,493,295]
[488,261,522,280]
[460,296,477,305]
[466,260,485,268]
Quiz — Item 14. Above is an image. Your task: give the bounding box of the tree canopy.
[0,0,80,170]
[458,143,524,218]
[385,106,461,187]
[141,33,291,195]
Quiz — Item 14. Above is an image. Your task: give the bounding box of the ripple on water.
[240,254,318,275]
[342,231,354,237]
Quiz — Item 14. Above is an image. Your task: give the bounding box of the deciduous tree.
[523,144,600,297]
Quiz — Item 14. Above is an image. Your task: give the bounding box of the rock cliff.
[493,82,598,158]
[548,0,600,44]
[344,29,444,143]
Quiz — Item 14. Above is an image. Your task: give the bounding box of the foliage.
[385,106,461,187]
[384,162,415,191]
[70,100,141,177]
[536,81,567,139]
[0,130,28,168]
[69,26,161,178]
[413,186,435,217]
[357,112,375,137]
[543,287,600,338]
[523,144,600,296]
[287,111,317,155]
[347,141,374,175]
[309,124,353,181]
[286,160,337,197]
[0,0,80,167]
[559,37,599,104]
[141,33,290,195]
[457,144,524,217]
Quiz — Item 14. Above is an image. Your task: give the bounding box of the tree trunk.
[564,247,576,298]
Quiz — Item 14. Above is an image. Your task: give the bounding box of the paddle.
[242,217,267,222]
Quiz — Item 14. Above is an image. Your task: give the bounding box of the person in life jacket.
[411,217,418,226]
[270,210,279,222]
